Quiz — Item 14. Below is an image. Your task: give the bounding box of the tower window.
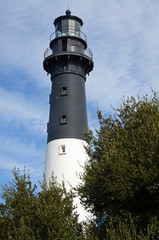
[62,39,67,51]
[60,87,67,96]
[58,145,66,155]
[64,65,66,71]
[60,115,67,125]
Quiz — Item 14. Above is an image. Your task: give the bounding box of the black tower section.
[43,10,94,143]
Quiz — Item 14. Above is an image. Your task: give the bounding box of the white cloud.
[0,153,43,182]
[0,87,47,134]
[0,135,44,179]
[85,0,159,113]
[0,136,43,159]
[0,155,25,171]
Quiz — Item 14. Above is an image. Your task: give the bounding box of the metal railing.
[50,28,87,42]
[44,43,93,61]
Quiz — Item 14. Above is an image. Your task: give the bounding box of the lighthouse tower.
[43,10,93,219]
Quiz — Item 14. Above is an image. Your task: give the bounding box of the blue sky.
[0,0,159,195]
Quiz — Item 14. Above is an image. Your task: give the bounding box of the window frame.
[60,115,67,125]
[58,145,66,155]
[60,86,67,96]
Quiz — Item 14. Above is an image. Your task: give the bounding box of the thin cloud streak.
[0,87,46,133]
[0,136,43,160]
[86,0,159,112]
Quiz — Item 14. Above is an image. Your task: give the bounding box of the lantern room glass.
[55,19,81,38]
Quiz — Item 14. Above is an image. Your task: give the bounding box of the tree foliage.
[1,91,159,239]
[78,91,159,232]
[0,168,83,240]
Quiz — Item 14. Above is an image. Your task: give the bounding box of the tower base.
[45,138,90,221]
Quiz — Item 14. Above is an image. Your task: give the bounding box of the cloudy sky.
[0,0,159,195]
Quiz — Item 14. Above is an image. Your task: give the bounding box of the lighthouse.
[43,10,93,220]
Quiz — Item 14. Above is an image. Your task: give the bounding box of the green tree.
[78,91,159,234]
[0,168,83,240]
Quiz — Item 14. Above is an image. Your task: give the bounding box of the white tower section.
[45,139,87,188]
[45,139,88,221]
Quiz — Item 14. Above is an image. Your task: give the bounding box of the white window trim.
[58,145,66,155]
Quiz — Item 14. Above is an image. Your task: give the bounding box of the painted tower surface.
[43,10,93,220]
